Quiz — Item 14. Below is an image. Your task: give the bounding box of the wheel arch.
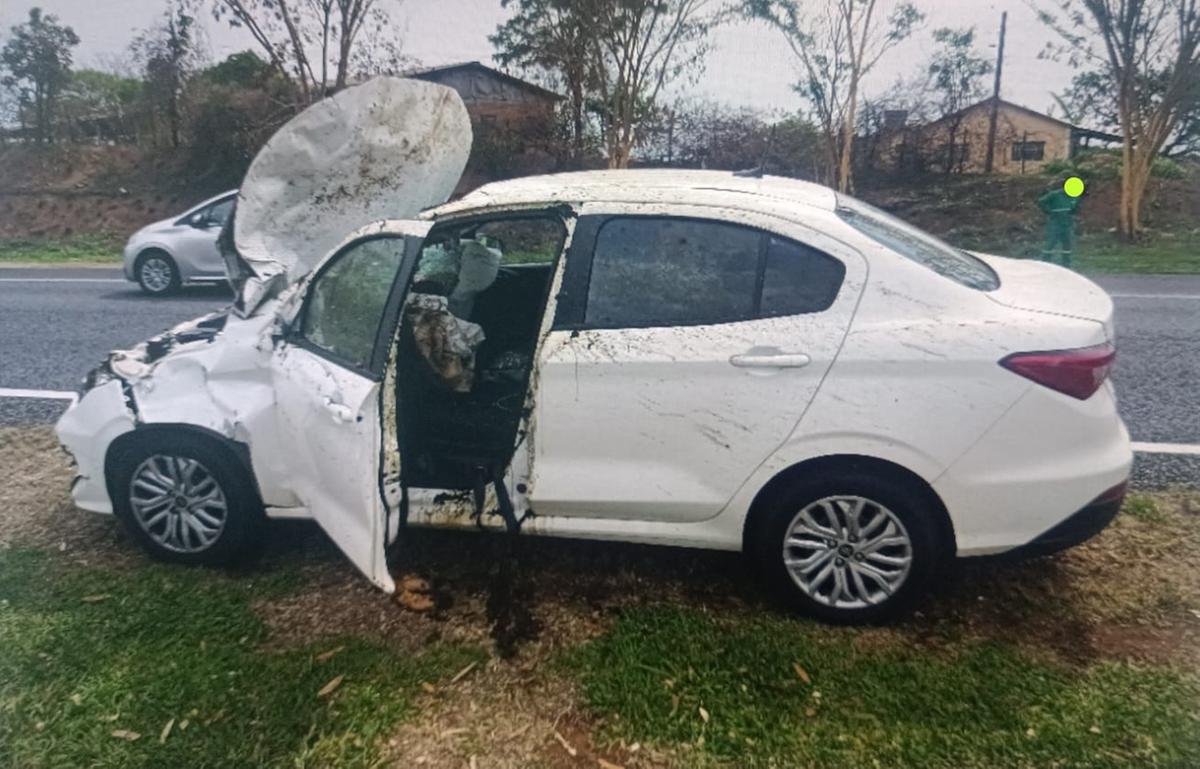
[741,453,957,556]
[134,245,177,266]
[104,424,263,508]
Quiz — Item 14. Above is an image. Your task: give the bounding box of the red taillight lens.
[1000,343,1116,400]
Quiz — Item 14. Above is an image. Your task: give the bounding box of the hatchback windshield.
[836,196,999,291]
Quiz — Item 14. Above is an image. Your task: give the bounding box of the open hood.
[229,76,472,315]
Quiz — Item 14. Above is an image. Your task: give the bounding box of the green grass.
[954,231,1200,274]
[568,606,1200,768]
[0,236,122,264]
[1123,494,1167,525]
[0,547,481,769]
[1067,233,1200,274]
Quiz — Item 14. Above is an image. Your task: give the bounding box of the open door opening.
[393,212,568,530]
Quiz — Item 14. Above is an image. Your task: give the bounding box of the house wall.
[413,68,556,128]
[878,103,1073,175]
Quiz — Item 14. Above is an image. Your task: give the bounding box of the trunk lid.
[971,252,1114,339]
[229,76,472,315]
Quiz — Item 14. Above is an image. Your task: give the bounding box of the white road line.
[1131,441,1200,457]
[1110,292,1200,300]
[0,388,79,404]
[0,278,124,283]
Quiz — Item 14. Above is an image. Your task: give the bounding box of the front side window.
[585,217,760,327]
[300,237,406,368]
[836,196,999,291]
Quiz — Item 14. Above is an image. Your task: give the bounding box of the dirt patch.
[0,426,134,564]
[377,623,668,769]
[5,426,1199,765]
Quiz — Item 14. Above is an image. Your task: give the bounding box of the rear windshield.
[836,196,999,291]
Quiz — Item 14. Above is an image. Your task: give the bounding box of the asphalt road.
[1,267,1197,487]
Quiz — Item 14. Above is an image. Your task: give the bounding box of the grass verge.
[0,236,122,265]
[952,231,1200,274]
[568,605,1200,768]
[0,547,481,769]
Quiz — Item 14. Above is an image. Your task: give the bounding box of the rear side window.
[761,236,846,317]
[301,237,406,368]
[582,217,845,328]
[585,218,759,327]
[836,196,998,291]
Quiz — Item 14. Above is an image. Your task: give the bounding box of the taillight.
[1000,343,1116,400]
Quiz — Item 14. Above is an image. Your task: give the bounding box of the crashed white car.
[56,78,1131,622]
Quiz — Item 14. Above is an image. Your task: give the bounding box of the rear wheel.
[108,432,263,565]
[135,250,181,296]
[752,471,944,623]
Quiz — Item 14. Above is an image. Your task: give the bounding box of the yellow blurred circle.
[1064,177,1086,198]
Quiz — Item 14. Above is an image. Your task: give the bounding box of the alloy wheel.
[140,256,174,293]
[128,454,228,553]
[782,495,914,609]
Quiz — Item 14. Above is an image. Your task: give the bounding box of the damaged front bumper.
[57,379,137,513]
[54,308,271,515]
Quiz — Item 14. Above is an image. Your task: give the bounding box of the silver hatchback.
[122,191,236,295]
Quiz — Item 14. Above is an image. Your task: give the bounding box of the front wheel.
[135,250,181,296]
[752,472,945,623]
[108,432,263,566]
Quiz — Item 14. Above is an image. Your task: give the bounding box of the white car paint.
[529,201,868,524]
[56,79,1132,598]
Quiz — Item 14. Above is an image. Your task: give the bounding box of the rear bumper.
[999,481,1126,559]
[934,381,1132,556]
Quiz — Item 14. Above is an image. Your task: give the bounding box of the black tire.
[108,431,263,566]
[135,249,181,296]
[751,470,945,624]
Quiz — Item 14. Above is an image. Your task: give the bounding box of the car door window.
[300,237,406,369]
[760,236,846,317]
[204,198,234,227]
[585,217,760,327]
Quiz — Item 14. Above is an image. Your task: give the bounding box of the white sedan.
[56,79,1131,623]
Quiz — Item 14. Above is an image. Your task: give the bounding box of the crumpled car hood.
[229,76,472,316]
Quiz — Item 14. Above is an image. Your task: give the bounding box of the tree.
[744,0,923,192]
[1,7,80,144]
[588,0,716,168]
[1038,0,1200,238]
[1059,67,1200,157]
[926,27,992,173]
[493,0,716,168]
[491,0,598,163]
[58,69,142,142]
[201,50,275,88]
[132,3,203,148]
[639,98,824,176]
[209,0,404,104]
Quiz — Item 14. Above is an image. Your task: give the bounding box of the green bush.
[1044,149,1188,180]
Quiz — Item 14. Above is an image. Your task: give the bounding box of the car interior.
[394,214,566,527]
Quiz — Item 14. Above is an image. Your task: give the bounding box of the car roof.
[184,189,238,215]
[430,169,839,218]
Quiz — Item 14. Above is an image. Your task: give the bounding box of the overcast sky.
[0,0,1079,117]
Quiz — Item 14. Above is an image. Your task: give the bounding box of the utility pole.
[984,11,1007,174]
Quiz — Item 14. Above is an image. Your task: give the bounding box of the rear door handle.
[729,352,812,369]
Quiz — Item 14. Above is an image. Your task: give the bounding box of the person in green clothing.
[1038,177,1084,267]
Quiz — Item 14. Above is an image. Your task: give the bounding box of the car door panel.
[528,204,866,524]
[269,222,430,591]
